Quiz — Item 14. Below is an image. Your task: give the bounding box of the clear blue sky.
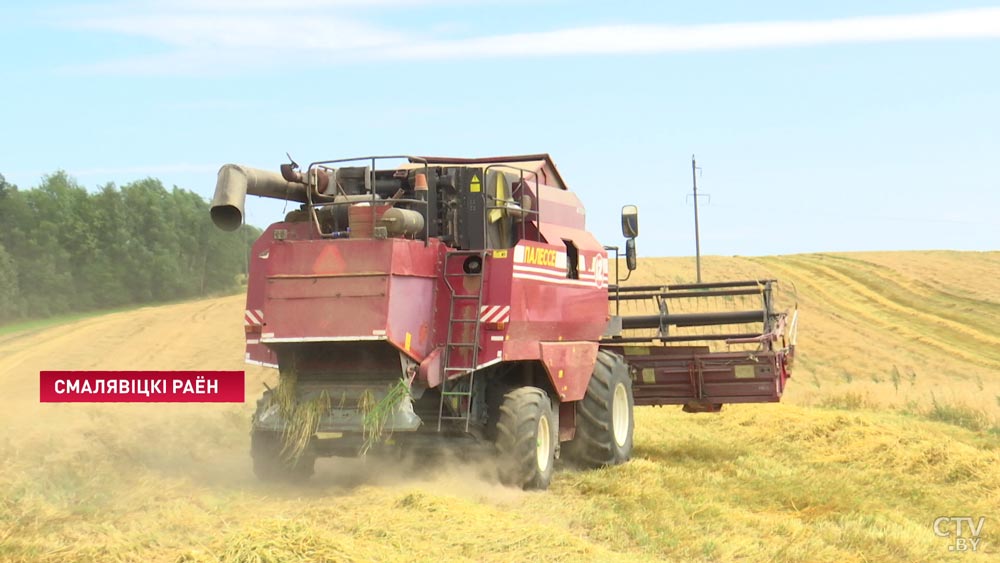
[2,1,998,256]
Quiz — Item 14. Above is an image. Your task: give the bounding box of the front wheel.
[495,386,557,490]
[564,350,634,468]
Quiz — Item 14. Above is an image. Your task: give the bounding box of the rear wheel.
[251,429,316,482]
[565,350,634,468]
[495,386,556,490]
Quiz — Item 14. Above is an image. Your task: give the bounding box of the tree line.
[0,172,259,322]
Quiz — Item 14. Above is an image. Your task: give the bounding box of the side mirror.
[625,238,637,271]
[621,204,639,238]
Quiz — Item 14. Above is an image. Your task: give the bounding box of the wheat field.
[0,251,997,562]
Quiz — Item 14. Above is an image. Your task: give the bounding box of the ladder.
[437,250,488,432]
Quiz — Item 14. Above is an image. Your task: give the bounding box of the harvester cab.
[210,154,795,489]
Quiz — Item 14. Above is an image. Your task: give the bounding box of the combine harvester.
[210,154,796,489]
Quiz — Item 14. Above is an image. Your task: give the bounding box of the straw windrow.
[270,367,331,464]
[270,371,411,459]
[359,378,410,455]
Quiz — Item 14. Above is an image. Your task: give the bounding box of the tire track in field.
[860,251,1000,303]
[791,254,1000,355]
[767,256,999,369]
[749,258,883,334]
[751,256,990,370]
[813,254,1000,339]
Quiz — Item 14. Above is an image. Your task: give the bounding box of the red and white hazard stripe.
[479,305,511,323]
[244,309,264,326]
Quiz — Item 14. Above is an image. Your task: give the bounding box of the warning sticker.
[470,174,481,193]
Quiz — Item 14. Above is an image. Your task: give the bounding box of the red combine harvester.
[210,154,796,489]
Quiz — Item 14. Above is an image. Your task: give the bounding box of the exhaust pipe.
[210,164,309,231]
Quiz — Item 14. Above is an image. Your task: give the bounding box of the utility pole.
[690,155,703,283]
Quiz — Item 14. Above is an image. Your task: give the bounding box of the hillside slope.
[0,251,997,562]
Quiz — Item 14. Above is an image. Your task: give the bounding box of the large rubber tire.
[564,350,634,468]
[495,386,557,490]
[250,429,316,482]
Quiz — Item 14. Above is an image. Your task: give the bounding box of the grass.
[925,395,994,433]
[818,391,877,411]
[0,306,140,336]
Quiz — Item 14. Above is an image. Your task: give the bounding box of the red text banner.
[39,371,245,403]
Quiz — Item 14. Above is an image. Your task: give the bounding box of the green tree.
[0,170,255,324]
[0,240,18,318]
[0,174,24,317]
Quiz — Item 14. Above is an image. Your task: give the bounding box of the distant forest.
[0,172,260,322]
